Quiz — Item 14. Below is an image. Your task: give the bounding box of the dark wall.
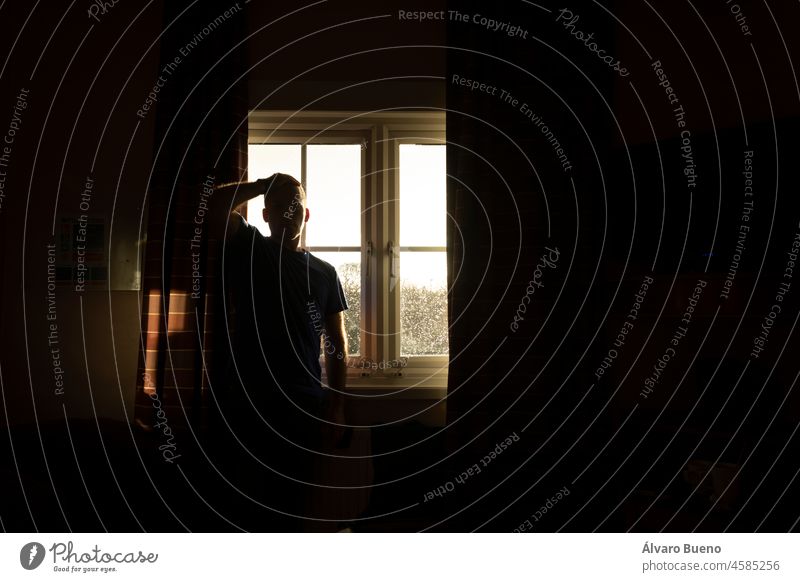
[0,1,162,426]
[247,0,446,110]
[442,0,800,531]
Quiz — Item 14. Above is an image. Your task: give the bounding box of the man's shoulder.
[224,215,270,270]
[306,251,338,277]
[227,213,251,240]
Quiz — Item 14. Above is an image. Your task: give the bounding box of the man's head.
[261,173,309,242]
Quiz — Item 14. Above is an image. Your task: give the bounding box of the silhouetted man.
[207,173,348,530]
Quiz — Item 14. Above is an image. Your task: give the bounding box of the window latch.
[366,240,373,278]
[388,241,399,292]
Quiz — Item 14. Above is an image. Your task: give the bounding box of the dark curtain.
[135,1,248,438]
[445,0,609,447]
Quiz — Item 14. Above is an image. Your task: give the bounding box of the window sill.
[321,355,448,398]
[322,372,447,399]
[345,374,447,399]
[338,374,448,427]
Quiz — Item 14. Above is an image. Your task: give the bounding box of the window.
[247,111,447,387]
[398,143,448,356]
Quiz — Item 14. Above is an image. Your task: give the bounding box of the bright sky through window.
[400,144,447,248]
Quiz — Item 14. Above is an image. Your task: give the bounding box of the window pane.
[400,251,448,356]
[246,144,302,236]
[306,145,361,247]
[312,251,361,356]
[400,144,446,246]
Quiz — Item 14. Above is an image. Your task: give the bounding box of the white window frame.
[248,110,448,390]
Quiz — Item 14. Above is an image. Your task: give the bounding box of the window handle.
[388,241,399,292]
[365,241,373,278]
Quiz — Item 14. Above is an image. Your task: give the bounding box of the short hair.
[262,173,304,208]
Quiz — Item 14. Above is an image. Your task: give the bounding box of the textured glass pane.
[400,144,446,246]
[246,144,302,236]
[312,252,361,356]
[400,252,448,356]
[306,145,361,247]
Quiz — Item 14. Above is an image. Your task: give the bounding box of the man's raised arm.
[205,179,266,240]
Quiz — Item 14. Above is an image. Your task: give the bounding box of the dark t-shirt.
[223,214,347,402]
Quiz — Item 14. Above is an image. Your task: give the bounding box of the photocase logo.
[20,542,46,570]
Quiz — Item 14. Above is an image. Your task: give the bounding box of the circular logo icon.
[20,542,46,570]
